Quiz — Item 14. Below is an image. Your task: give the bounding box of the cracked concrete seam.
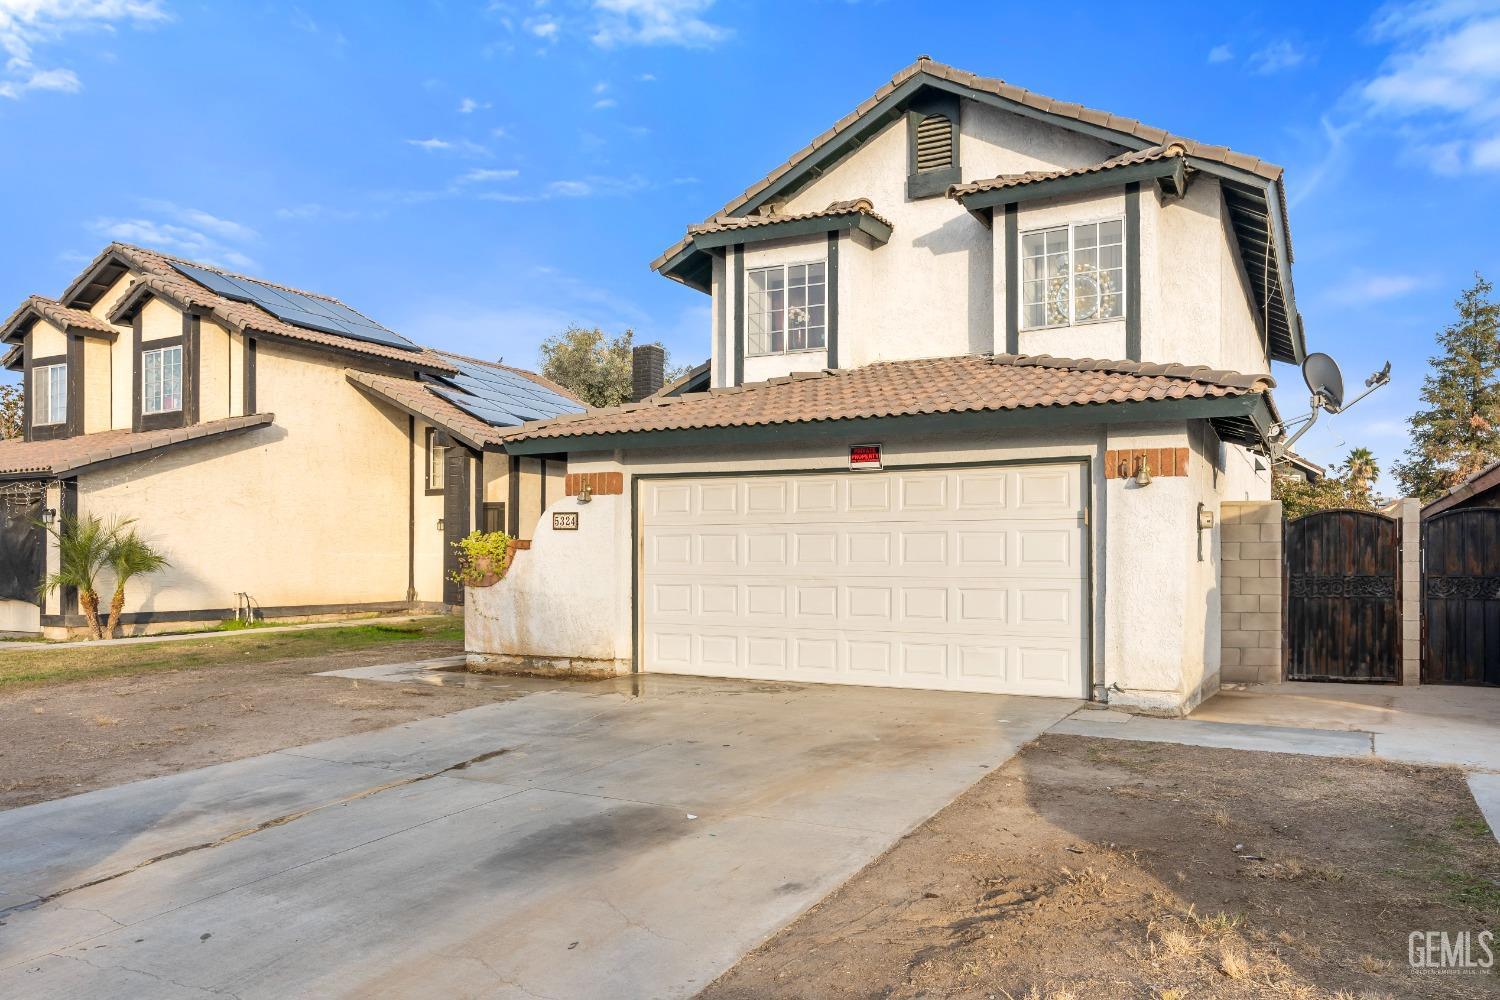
[51,950,243,1000]
[0,745,520,923]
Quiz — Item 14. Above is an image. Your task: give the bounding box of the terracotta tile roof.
[0,413,274,478]
[947,142,1187,198]
[1,295,120,344]
[100,244,458,375]
[506,353,1274,444]
[344,370,519,448]
[653,57,1284,273]
[687,198,892,237]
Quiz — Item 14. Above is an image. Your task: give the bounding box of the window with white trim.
[746,260,826,355]
[142,345,183,415]
[1020,219,1125,329]
[426,428,445,493]
[32,363,67,426]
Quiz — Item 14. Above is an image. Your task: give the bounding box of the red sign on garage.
[849,444,882,471]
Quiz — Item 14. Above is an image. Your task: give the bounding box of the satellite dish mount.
[1268,353,1390,460]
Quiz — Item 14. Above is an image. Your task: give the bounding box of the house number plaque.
[552,511,580,531]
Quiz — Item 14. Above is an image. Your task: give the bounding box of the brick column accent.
[1220,500,1284,685]
[1399,499,1422,685]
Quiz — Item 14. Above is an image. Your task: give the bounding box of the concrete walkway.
[0,674,1075,999]
[0,614,450,652]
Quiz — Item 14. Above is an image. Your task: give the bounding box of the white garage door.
[639,464,1088,697]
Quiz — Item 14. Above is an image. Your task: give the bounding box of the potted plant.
[450,530,515,589]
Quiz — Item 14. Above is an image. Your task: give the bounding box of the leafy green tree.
[39,515,119,640]
[538,326,684,408]
[1394,275,1500,502]
[1272,460,1380,520]
[104,527,169,638]
[0,382,21,440]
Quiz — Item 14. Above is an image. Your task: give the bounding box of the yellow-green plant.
[105,527,169,638]
[448,530,514,588]
[39,514,119,639]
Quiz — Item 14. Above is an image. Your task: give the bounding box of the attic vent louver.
[915,114,953,171]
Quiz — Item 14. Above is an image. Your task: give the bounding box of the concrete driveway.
[0,673,1075,999]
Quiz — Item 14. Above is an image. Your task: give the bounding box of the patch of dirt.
[702,735,1500,1000]
[0,639,526,810]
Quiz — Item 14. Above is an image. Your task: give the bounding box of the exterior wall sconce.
[1133,455,1152,488]
[577,479,593,504]
[436,517,445,532]
[41,508,57,525]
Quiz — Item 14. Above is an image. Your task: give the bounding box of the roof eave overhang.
[503,392,1272,455]
[954,155,1187,214]
[1423,463,1500,517]
[659,212,892,292]
[0,414,275,481]
[345,373,490,452]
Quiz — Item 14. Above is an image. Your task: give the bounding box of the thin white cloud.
[92,216,258,271]
[1358,1,1500,172]
[1248,39,1308,74]
[1326,271,1430,305]
[457,97,491,113]
[1207,43,1233,64]
[473,174,648,204]
[274,203,363,222]
[592,97,616,110]
[591,0,729,48]
[458,167,520,183]
[529,18,559,39]
[138,199,258,243]
[405,136,491,157]
[0,0,167,100]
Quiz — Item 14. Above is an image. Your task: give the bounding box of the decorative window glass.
[747,261,826,356]
[1020,220,1125,329]
[33,363,67,426]
[142,345,183,415]
[426,428,445,492]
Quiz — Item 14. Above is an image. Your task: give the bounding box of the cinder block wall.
[1220,500,1284,685]
[1399,499,1421,685]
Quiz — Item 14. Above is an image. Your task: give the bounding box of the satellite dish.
[1302,352,1345,411]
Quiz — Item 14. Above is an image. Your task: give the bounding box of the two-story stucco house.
[466,57,1303,716]
[0,243,582,638]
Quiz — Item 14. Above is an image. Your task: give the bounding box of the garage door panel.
[640,466,1086,697]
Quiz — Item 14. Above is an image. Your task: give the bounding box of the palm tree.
[39,514,120,640]
[104,528,169,638]
[1343,447,1380,498]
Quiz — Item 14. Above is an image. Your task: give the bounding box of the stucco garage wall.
[77,343,416,617]
[469,420,1219,712]
[0,599,40,634]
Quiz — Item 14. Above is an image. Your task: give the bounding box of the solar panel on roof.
[170,262,420,353]
[430,355,583,430]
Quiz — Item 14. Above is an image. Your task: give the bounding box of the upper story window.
[142,345,183,415]
[1020,219,1125,330]
[747,261,826,355]
[32,363,66,426]
[426,428,445,494]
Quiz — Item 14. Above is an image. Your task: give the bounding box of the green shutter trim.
[826,232,839,369]
[733,245,745,387]
[1004,204,1019,354]
[1125,182,1142,362]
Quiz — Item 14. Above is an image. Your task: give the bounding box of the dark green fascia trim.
[504,393,1267,455]
[662,213,891,291]
[1125,182,1142,361]
[956,156,1186,213]
[690,212,892,253]
[732,246,745,387]
[1003,205,1019,354]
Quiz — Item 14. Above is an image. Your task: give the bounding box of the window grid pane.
[745,261,826,355]
[1020,220,1126,329]
[33,364,67,425]
[142,346,184,415]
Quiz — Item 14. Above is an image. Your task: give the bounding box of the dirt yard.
[0,617,531,810]
[703,735,1499,1000]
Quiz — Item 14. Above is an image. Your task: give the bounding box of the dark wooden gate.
[1284,509,1401,682]
[1422,508,1500,686]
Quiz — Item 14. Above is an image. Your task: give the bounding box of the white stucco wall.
[700,96,1273,387]
[468,420,1224,712]
[0,599,40,633]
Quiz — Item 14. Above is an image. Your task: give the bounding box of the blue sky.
[2,0,1498,491]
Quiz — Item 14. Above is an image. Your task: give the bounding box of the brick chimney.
[631,344,665,402]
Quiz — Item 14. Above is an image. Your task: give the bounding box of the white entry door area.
[638,463,1089,697]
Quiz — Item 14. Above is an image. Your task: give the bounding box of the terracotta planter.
[468,549,513,588]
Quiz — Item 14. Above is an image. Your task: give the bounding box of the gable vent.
[915,114,953,171]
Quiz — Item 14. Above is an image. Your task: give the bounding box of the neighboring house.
[466,57,1302,716]
[0,243,582,638]
[1422,459,1500,517]
[1274,452,1324,483]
